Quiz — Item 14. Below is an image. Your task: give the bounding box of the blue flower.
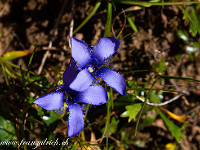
[33,58,108,137]
[69,37,126,95]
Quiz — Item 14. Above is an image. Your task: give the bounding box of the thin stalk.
[134,76,160,136]
[55,111,68,126]
[127,15,138,32]
[160,75,200,83]
[84,104,90,122]
[20,122,27,150]
[104,2,112,37]
[19,60,30,136]
[27,44,38,83]
[121,69,148,75]
[127,88,188,94]
[114,0,199,6]
[106,87,113,150]
[116,10,126,39]
[3,60,34,74]
[81,104,90,142]
[119,32,132,41]
[24,126,41,141]
[1,62,10,88]
[110,88,114,110]
[19,60,26,86]
[73,1,101,34]
[99,87,112,146]
[5,65,17,79]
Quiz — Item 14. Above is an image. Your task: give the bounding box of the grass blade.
[73,1,101,34]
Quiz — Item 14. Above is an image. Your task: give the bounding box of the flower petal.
[69,68,95,92]
[96,67,126,95]
[63,58,79,88]
[70,37,92,68]
[92,37,120,64]
[67,102,84,137]
[33,92,64,110]
[75,85,108,105]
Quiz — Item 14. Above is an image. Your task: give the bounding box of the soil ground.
[0,0,200,149]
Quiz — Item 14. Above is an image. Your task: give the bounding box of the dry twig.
[136,94,184,106]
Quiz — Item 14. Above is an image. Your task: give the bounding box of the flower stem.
[27,43,38,83]
[106,87,113,149]
[81,104,90,142]
[134,76,160,136]
[104,1,112,37]
[114,0,199,6]
[98,87,112,149]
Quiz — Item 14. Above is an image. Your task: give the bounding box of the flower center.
[87,59,100,74]
[64,90,75,103]
[88,66,94,73]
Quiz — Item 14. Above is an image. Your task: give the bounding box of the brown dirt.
[0,0,200,149]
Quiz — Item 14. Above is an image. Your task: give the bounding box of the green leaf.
[42,111,59,126]
[127,15,138,32]
[0,116,17,141]
[2,51,30,60]
[127,81,143,96]
[177,30,189,42]
[37,106,45,116]
[142,110,157,126]
[189,9,199,37]
[121,103,142,122]
[153,58,166,73]
[102,117,120,136]
[115,94,136,108]
[184,6,200,37]
[185,45,199,54]
[150,91,163,103]
[109,117,119,134]
[157,108,184,143]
